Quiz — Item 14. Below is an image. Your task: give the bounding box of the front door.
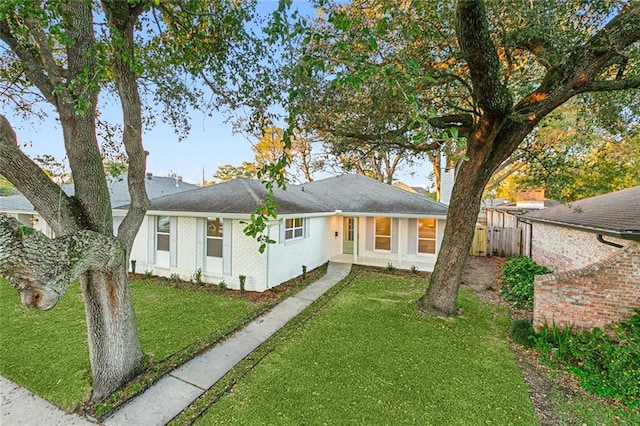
[343,217,355,254]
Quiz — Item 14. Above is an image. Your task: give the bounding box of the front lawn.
[0,277,265,411]
[195,270,537,425]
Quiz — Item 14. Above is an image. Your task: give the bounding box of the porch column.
[397,218,403,266]
[353,217,358,264]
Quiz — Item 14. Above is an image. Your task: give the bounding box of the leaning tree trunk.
[416,145,494,316]
[81,267,142,401]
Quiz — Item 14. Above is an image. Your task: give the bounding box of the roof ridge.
[239,179,262,205]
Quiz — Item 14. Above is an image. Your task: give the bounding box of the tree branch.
[456,0,512,118]
[515,3,640,120]
[0,18,58,105]
[0,214,124,310]
[0,115,81,234]
[101,0,149,250]
[23,16,66,90]
[579,77,640,93]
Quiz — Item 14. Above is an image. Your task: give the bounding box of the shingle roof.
[146,179,333,215]
[107,174,197,208]
[301,174,448,216]
[0,174,197,212]
[523,186,640,239]
[145,174,448,217]
[0,193,39,212]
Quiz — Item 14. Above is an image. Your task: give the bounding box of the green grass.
[196,271,537,425]
[550,391,640,425]
[0,278,258,411]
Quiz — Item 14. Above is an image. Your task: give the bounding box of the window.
[285,218,304,241]
[418,219,436,254]
[207,217,223,258]
[156,216,170,251]
[375,217,391,251]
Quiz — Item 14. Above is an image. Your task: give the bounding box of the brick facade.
[533,241,640,331]
[531,222,625,272]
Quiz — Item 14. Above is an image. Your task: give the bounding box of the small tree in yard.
[0,0,266,401]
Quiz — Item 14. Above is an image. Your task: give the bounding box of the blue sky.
[3,0,433,188]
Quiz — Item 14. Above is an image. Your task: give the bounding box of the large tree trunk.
[81,267,142,401]
[417,143,494,316]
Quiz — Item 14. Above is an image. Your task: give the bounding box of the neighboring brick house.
[523,186,640,330]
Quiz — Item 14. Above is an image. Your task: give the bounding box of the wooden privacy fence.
[470,224,487,256]
[471,225,526,257]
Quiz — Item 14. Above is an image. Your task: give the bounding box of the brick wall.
[229,219,266,291]
[531,222,626,272]
[533,241,640,331]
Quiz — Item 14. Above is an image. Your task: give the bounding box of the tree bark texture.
[81,268,142,401]
[420,0,640,316]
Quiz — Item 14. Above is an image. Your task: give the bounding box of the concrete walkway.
[1,262,351,426]
[0,376,93,425]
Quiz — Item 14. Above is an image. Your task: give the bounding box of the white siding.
[229,219,266,291]
[266,216,338,289]
[128,213,445,291]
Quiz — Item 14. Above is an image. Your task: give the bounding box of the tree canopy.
[278,0,640,315]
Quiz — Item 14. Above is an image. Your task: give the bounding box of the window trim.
[417,218,437,255]
[284,217,305,242]
[374,217,392,252]
[206,217,223,258]
[156,215,171,252]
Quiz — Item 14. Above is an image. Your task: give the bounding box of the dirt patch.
[461,256,583,425]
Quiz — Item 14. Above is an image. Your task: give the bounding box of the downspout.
[597,234,624,249]
[517,218,533,258]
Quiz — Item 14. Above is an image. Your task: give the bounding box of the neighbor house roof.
[485,199,561,213]
[0,173,197,213]
[523,186,640,240]
[301,174,448,217]
[144,178,334,216]
[108,174,197,207]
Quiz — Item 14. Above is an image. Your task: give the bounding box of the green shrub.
[191,268,203,285]
[531,309,640,408]
[501,256,550,305]
[510,319,535,347]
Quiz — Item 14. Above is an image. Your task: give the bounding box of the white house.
[1,174,448,292]
[125,174,448,291]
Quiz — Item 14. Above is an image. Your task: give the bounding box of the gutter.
[524,216,639,241]
[619,230,640,241]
